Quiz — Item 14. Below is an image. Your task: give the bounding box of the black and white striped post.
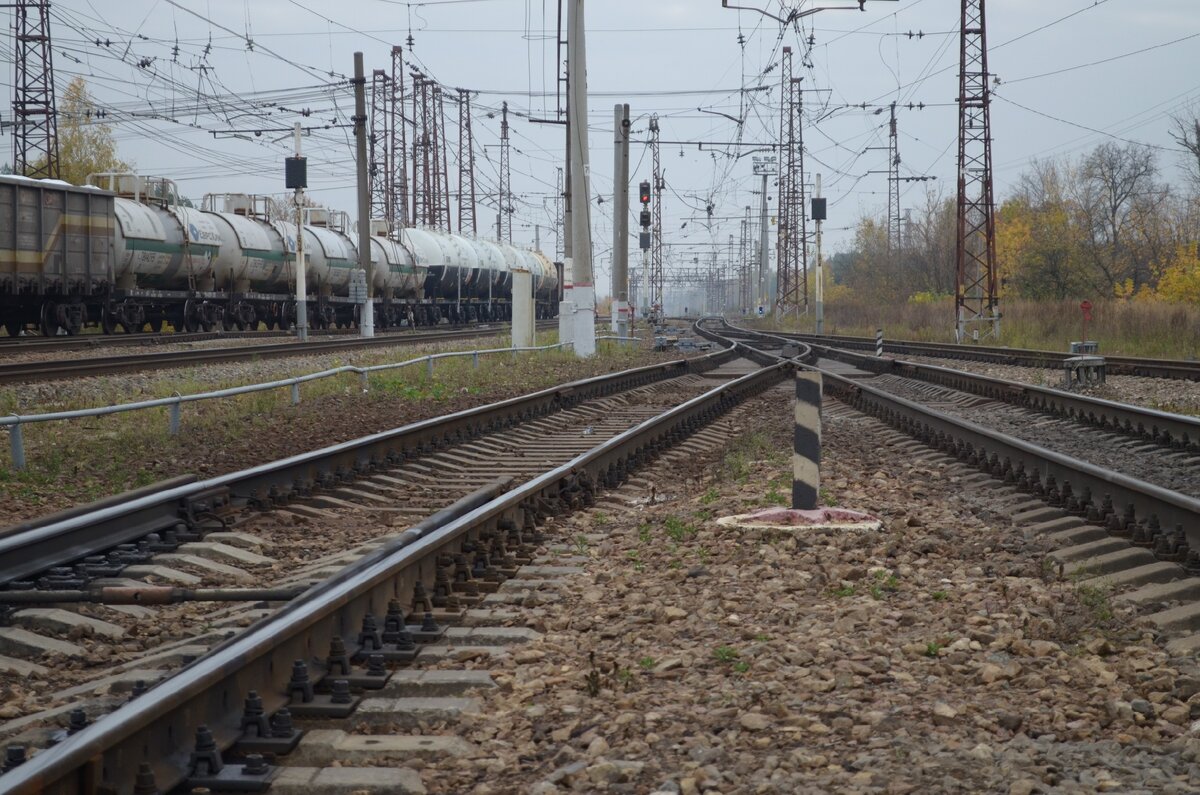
[875,328,884,358]
[792,370,823,510]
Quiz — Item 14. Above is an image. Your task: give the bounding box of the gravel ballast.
[409,391,1200,794]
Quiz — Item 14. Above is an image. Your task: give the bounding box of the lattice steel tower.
[776,47,808,318]
[457,89,478,236]
[649,114,664,313]
[955,0,999,341]
[369,69,391,223]
[12,0,59,178]
[390,46,409,233]
[887,101,901,268]
[498,101,511,243]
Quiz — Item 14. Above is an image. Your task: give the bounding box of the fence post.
[875,328,884,358]
[426,356,434,379]
[9,422,25,471]
[472,351,480,369]
[169,399,182,435]
[792,370,822,510]
[359,371,369,392]
[291,383,301,405]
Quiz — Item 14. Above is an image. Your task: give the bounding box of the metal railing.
[2,342,573,471]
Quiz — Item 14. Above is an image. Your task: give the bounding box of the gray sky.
[7,0,1198,295]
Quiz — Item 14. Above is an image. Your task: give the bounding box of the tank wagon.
[0,173,560,336]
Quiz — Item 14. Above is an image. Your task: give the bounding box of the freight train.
[0,172,561,336]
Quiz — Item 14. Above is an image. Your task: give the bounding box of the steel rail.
[743,327,1200,453]
[700,320,1200,562]
[769,330,1200,381]
[0,353,786,795]
[0,345,736,587]
[0,322,556,385]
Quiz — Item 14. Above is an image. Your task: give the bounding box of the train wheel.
[182,299,200,333]
[101,308,118,334]
[39,302,59,336]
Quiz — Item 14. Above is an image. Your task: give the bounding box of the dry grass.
[757,298,1200,359]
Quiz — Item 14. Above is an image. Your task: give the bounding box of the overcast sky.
[5,0,1197,296]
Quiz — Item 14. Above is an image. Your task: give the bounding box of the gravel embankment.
[0,339,684,524]
[901,355,1200,417]
[415,394,1200,794]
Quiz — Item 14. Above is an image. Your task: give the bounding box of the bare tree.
[1169,111,1200,191]
[1072,142,1165,292]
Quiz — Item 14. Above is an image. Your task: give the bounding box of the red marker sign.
[1080,300,1093,321]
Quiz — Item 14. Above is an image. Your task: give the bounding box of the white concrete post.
[513,269,534,349]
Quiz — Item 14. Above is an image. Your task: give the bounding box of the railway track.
[770,329,1200,381]
[0,322,556,385]
[0,326,443,354]
[0,332,809,792]
[698,320,1200,643]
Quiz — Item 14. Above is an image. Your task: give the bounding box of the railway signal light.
[639,180,651,205]
[640,209,651,228]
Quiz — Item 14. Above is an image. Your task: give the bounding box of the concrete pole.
[815,172,824,335]
[758,172,769,316]
[512,269,534,348]
[565,0,595,357]
[293,123,308,342]
[611,103,630,337]
[353,52,375,338]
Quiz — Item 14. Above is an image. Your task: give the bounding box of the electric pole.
[499,100,512,243]
[353,52,375,337]
[955,0,999,342]
[776,47,807,319]
[390,46,409,234]
[12,0,58,178]
[287,124,309,341]
[458,89,478,236]
[564,0,595,356]
[611,103,631,336]
[649,115,664,321]
[369,69,391,224]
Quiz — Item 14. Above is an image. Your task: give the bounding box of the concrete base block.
[204,531,268,549]
[0,654,48,676]
[1026,516,1086,536]
[1048,537,1131,565]
[11,608,125,640]
[177,541,274,566]
[380,670,496,697]
[1063,547,1157,577]
[1117,577,1200,606]
[155,554,253,581]
[1149,602,1200,634]
[1012,506,1065,525]
[353,696,481,729]
[1166,633,1200,657]
[270,766,425,795]
[445,626,540,645]
[120,564,203,585]
[1077,562,1183,592]
[289,729,475,766]
[0,627,83,658]
[1042,525,1108,547]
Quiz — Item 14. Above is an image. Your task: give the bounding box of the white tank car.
[468,237,509,300]
[112,198,225,290]
[302,213,356,293]
[404,227,477,299]
[368,231,424,299]
[200,194,288,291]
[524,248,559,298]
